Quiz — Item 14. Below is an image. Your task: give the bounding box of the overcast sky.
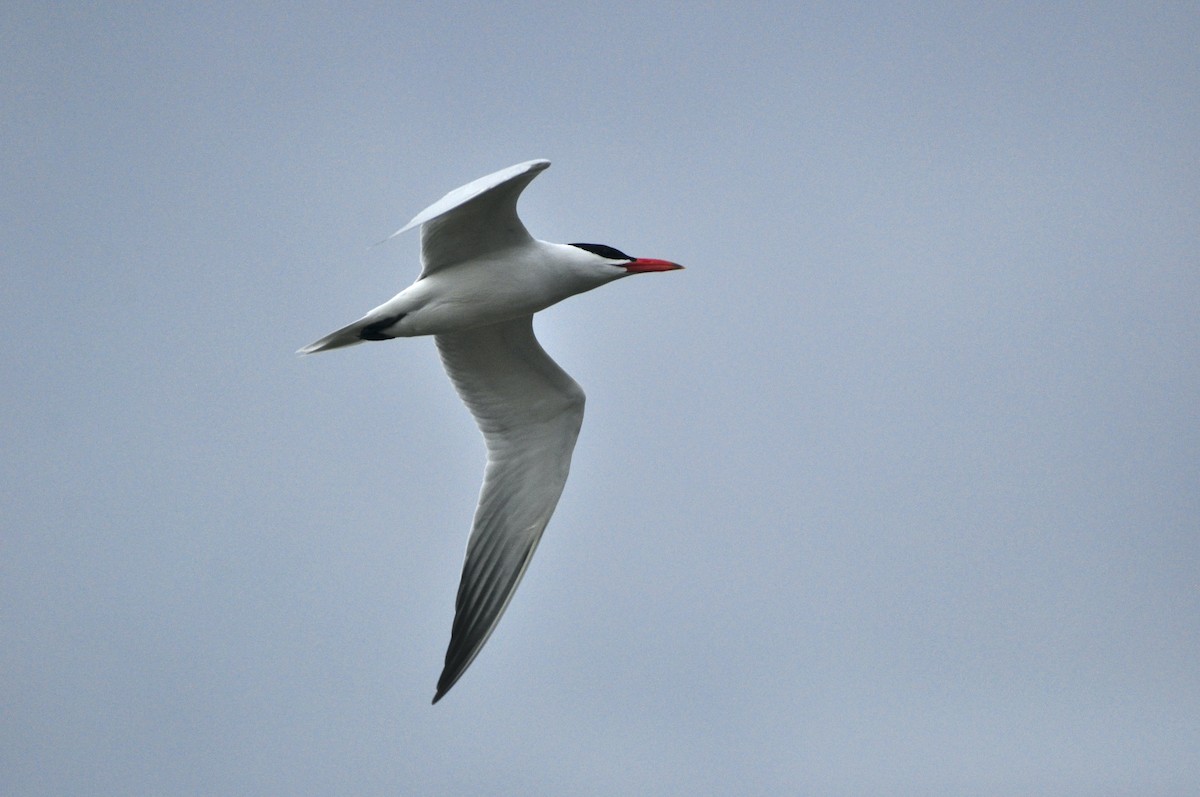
[3,3,1197,795]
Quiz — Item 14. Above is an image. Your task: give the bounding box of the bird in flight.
[299,160,683,703]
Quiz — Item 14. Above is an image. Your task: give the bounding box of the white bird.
[299,159,682,703]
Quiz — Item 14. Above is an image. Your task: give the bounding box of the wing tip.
[432,655,469,705]
[391,158,553,241]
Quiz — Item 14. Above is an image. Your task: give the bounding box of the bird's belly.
[400,299,534,335]
[385,265,567,336]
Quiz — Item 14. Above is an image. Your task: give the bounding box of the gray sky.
[3,3,1197,794]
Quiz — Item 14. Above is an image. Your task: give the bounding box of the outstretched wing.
[384,159,551,277]
[432,315,585,703]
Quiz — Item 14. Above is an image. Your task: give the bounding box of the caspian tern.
[299,159,682,703]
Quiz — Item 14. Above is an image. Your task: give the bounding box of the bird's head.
[567,242,684,279]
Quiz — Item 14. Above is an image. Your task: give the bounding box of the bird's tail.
[297,311,408,355]
[297,319,369,355]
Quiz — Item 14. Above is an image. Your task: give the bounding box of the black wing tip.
[431,676,458,705]
[432,663,464,705]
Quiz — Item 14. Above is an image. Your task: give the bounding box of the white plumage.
[300,160,682,702]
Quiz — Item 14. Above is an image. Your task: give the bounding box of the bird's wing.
[432,315,585,703]
[383,159,551,277]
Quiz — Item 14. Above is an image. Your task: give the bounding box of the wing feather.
[432,315,585,702]
[384,159,550,276]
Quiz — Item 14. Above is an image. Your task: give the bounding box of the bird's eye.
[569,243,632,261]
